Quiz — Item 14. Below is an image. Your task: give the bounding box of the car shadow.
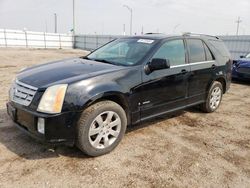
[0,106,199,160]
[0,108,89,160]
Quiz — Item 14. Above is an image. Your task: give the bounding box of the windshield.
[246,53,250,59]
[87,38,156,66]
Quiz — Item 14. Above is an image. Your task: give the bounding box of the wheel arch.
[215,77,226,93]
[83,92,131,125]
[206,76,227,96]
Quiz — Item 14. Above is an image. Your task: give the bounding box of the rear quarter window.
[208,39,231,57]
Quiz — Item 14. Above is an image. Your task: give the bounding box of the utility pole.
[54,13,57,33]
[141,26,144,35]
[236,17,242,35]
[73,0,76,35]
[123,5,133,35]
[45,20,48,33]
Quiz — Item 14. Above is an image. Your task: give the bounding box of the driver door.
[140,39,190,120]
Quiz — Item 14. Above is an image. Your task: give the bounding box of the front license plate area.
[7,103,17,121]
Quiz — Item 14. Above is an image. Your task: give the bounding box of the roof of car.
[126,34,174,40]
[125,33,220,40]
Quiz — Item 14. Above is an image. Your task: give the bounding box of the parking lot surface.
[0,48,249,188]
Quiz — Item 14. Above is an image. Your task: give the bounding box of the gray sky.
[0,0,249,35]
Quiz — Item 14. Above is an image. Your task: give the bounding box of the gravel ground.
[0,48,249,188]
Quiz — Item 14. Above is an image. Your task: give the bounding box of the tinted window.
[203,43,214,61]
[152,39,186,66]
[187,39,206,63]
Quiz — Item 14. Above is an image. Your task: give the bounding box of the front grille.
[10,80,38,106]
[237,67,250,75]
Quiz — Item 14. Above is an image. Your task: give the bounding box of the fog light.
[37,118,45,134]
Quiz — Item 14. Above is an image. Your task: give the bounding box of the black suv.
[7,33,232,156]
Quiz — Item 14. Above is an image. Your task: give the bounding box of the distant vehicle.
[232,53,250,81]
[7,33,232,156]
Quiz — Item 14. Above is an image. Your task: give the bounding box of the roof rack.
[182,32,220,39]
[144,32,165,35]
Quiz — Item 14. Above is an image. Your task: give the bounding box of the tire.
[200,81,223,113]
[76,100,127,157]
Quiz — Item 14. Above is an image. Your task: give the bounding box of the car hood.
[17,58,127,89]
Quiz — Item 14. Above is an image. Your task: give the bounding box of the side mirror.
[240,55,245,58]
[145,58,170,74]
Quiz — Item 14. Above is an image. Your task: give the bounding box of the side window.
[187,39,206,63]
[203,42,214,61]
[152,39,186,66]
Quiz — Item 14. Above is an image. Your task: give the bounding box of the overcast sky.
[0,0,249,35]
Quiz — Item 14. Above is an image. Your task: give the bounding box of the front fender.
[63,79,129,112]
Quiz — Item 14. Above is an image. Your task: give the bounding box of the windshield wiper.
[81,56,90,60]
[82,57,120,66]
[92,59,118,65]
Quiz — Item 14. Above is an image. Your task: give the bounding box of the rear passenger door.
[186,38,216,104]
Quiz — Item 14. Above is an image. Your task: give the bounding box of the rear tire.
[76,100,127,157]
[200,81,223,113]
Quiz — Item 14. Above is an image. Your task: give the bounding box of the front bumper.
[6,101,81,145]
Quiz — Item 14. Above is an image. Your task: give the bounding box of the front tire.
[76,100,127,157]
[201,81,223,113]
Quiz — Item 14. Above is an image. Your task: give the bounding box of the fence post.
[24,31,28,48]
[96,35,98,49]
[44,32,46,49]
[59,34,62,49]
[3,29,7,47]
[72,34,75,49]
[84,35,86,49]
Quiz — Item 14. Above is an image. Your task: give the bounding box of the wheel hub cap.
[88,111,121,149]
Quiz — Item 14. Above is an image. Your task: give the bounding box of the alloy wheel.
[88,111,121,149]
[209,86,222,110]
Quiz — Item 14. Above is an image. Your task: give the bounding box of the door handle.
[211,64,217,69]
[181,69,188,74]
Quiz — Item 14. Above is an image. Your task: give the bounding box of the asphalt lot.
[0,48,249,188]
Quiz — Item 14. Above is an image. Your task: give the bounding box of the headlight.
[37,84,68,114]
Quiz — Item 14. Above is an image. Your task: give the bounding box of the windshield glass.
[87,38,156,66]
[246,53,250,59]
